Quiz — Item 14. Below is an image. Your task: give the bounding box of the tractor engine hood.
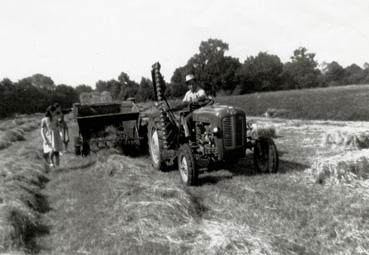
[192,104,245,123]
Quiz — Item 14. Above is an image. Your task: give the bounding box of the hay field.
[1,104,369,254]
[217,84,369,121]
[32,116,369,255]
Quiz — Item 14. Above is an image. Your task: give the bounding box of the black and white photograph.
[1,0,369,254]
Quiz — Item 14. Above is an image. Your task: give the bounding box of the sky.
[0,0,368,87]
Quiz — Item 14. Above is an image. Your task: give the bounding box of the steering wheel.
[190,98,214,110]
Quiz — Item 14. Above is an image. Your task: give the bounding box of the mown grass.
[0,135,50,253]
[215,84,369,121]
[39,119,369,254]
[0,115,41,150]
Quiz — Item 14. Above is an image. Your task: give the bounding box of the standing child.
[57,110,69,153]
[41,104,63,168]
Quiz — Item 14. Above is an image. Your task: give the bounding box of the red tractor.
[147,63,278,185]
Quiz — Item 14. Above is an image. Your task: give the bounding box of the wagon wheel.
[253,137,279,174]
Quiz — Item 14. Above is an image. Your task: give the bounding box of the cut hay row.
[324,130,369,150]
[0,121,39,151]
[307,149,369,184]
[0,115,41,131]
[0,150,48,253]
[79,91,113,105]
[90,154,275,254]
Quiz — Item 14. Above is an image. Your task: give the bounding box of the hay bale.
[308,149,369,184]
[248,123,276,139]
[263,108,290,118]
[324,130,369,150]
[80,91,112,105]
[76,103,121,117]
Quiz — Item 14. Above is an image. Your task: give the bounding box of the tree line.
[1,38,369,118]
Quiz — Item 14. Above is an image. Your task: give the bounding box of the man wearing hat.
[182,74,207,104]
[180,74,210,138]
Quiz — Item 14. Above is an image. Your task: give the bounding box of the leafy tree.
[342,64,363,85]
[0,78,15,117]
[184,38,240,96]
[53,84,79,108]
[135,77,154,102]
[323,61,345,86]
[95,80,108,92]
[168,66,190,98]
[106,79,121,100]
[237,52,283,94]
[75,84,93,95]
[21,73,55,90]
[117,72,139,100]
[281,47,322,89]
[360,63,369,84]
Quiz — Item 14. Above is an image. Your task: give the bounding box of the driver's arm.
[196,89,212,106]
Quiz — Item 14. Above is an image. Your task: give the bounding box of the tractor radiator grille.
[222,115,245,148]
[223,117,232,147]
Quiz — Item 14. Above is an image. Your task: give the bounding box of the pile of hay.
[263,108,290,118]
[0,116,40,150]
[324,130,369,150]
[0,129,25,150]
[80,91,113,105]
[91,154,274,254]
[0,116,40,132]
[308,149,369,184]
[0,154,48,253]
[248,123,277,139]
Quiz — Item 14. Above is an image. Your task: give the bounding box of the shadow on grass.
[52,157,97,174]
[197,155,310,186]
[198,174,233,185]
[25,222,52,254]
[278,159,310,174]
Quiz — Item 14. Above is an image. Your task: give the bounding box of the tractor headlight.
[212,126,219,134]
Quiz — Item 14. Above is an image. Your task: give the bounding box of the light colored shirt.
[182,88,206,103]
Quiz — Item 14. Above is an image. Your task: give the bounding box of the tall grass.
[216,84,369,121]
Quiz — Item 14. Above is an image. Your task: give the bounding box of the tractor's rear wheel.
[178,144,198,186]
[148,116,168,171]
[253,137,279,174]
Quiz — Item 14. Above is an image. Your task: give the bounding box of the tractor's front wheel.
[148,118,167,171]
[253,137,279,174]
[178,144,198,186]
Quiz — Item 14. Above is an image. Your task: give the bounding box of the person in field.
[182,74,208,104]
[54,103,70,153]
[181,74,210,138]
[41,104,63,168]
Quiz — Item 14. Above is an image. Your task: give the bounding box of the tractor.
[147,62,279,185]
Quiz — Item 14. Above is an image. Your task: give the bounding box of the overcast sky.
[0,0,368,87]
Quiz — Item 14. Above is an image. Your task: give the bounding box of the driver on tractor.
[180,74,211,138]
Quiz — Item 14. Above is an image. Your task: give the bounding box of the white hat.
[185,74,195,83]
